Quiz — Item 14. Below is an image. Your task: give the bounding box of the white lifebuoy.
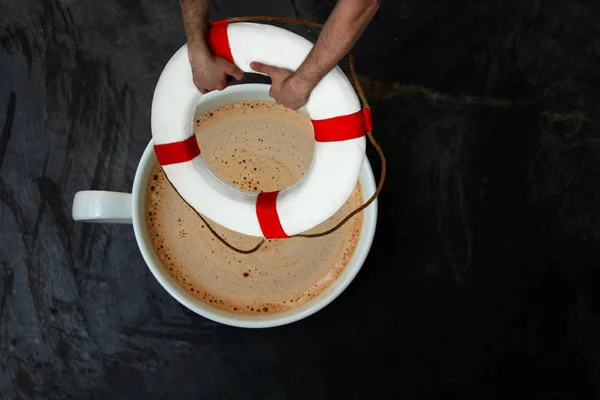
[151,20,371,238]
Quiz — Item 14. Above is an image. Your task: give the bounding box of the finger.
[250,61,281,76]
[226,62,244,80]
[270,94,282,105]
[215,79,227,91]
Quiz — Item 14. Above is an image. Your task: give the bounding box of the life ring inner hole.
[192,83,316,195]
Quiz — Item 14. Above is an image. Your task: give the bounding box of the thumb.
[226,62,244,80]
[250,61,280,76]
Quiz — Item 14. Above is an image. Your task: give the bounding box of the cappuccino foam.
[146,100,363,315]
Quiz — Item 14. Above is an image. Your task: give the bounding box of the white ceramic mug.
[72,84,378,328]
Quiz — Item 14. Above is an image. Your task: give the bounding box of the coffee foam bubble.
[146,100,363,315]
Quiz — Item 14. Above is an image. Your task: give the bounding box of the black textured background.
[2,0,600,398]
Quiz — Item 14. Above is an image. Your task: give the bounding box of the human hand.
[189,51,243,94]
[250,62,314,110]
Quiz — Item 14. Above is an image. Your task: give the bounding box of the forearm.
[293,0,380,90]
[179,0,211,59]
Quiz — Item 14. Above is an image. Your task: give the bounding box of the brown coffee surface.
[146,100,363,315]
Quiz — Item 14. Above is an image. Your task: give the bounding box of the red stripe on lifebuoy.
[256,191,289,239]
[311,109,369,142]
[208,20,234,63]
[154,136,201,166]
[362,108,372,133]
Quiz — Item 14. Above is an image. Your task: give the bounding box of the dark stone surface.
[2,0,600,398]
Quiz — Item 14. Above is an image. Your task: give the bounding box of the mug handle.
[72,191,133,224]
